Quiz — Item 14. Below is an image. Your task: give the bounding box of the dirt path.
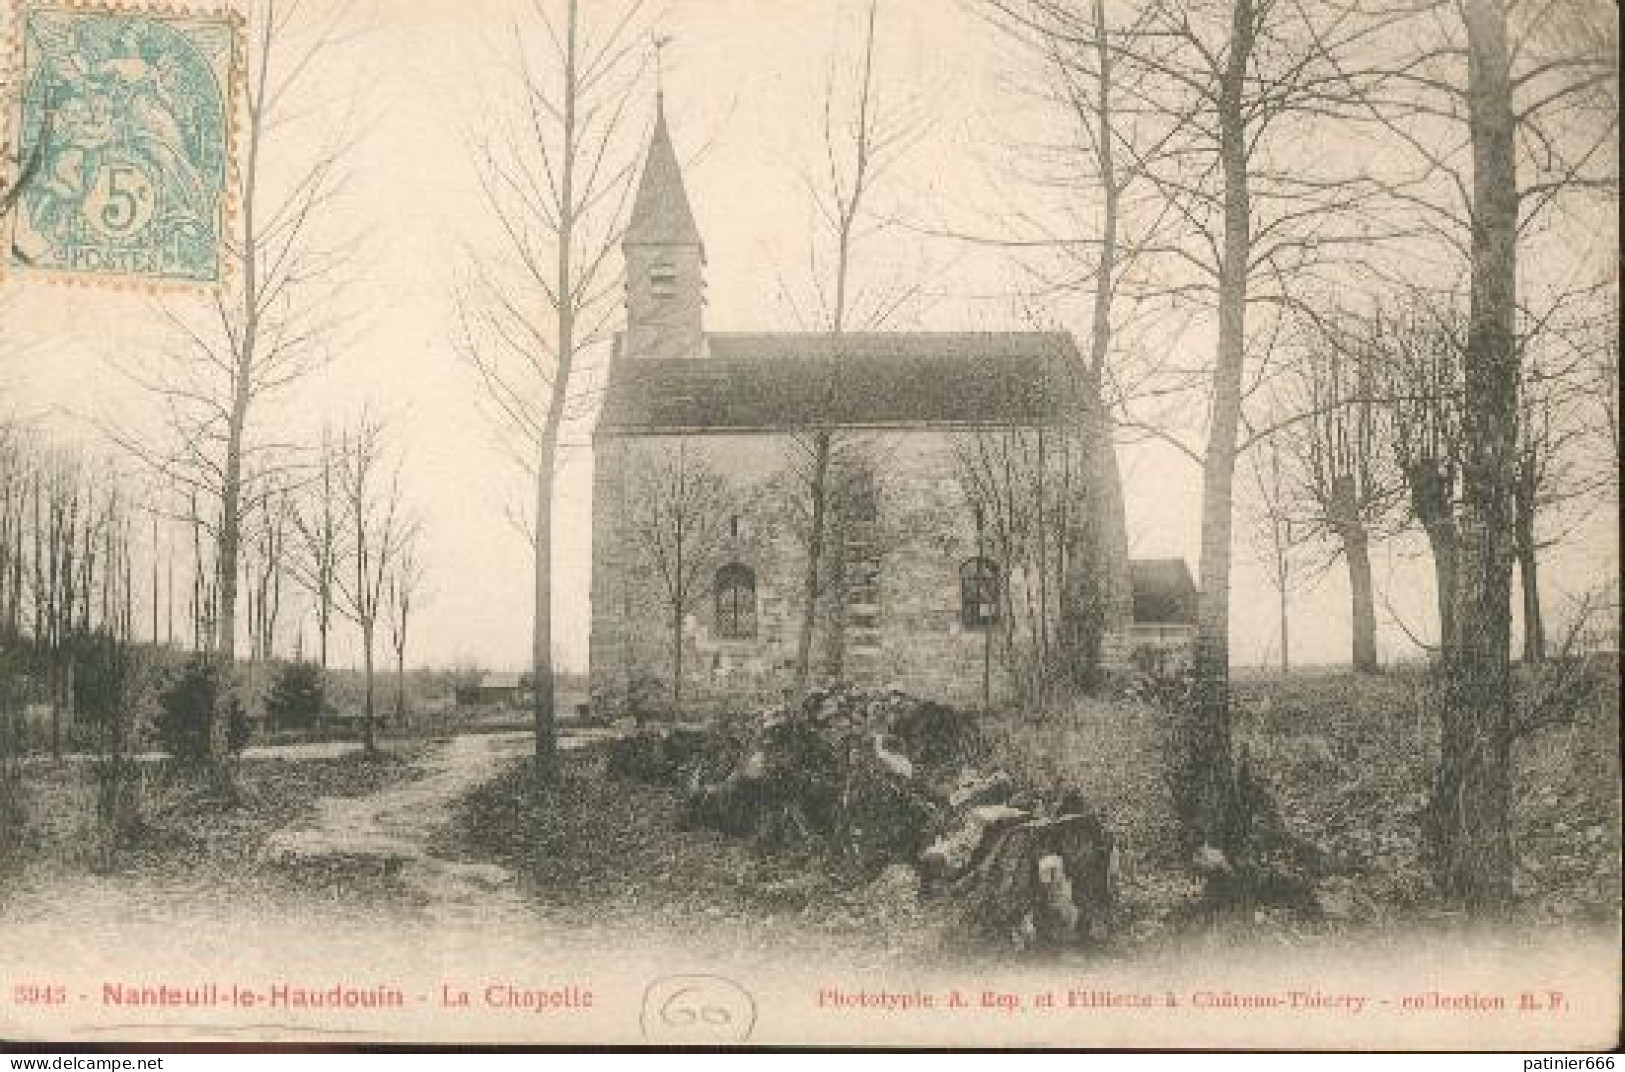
[259,732,571,925]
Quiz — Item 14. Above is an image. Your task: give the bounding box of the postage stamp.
[4,0,242,286]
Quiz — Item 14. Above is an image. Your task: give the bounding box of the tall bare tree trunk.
[1424,0,1520,912]
[671,605,684,706]
[362,623,376,753]
[526,0,581,782]
[1060,0,1126,693]
[793,0,883,698]
[1514,497,1543,663]
[1343,524,1378,673]
[1415,484,1459,653]
[150,513,160,644]
[1172,0,1253,859]
[794,433,833,697]
[209,47,266,766]
[1278,581,1290,673]
[533,418,560,773]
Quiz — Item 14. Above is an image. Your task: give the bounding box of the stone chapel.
[588,100,1189,714]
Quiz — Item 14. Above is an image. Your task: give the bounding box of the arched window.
[714,563,757,640]
[960,558,1001,628]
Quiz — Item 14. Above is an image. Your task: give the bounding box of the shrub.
[0,655,28,872]
[70,630,151,867]
[71,630,147,734]
[155,654,248,761]
[0,748,24,874]
[265,661,325,731]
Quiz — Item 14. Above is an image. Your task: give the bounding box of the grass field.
[1,664,1616,967]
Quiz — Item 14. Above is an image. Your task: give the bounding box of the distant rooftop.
[1130,558,1198,625]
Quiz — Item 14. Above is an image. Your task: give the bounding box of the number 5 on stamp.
[4,0,243,287]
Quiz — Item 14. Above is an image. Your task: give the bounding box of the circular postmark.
[639,974,757,1044]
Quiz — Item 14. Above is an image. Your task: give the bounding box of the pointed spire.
[624,95,704,251]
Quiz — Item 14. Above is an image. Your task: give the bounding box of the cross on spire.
[652,32,674,104]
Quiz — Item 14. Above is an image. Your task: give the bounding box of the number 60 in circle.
[640,974,757,1043]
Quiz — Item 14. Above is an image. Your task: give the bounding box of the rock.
[1192,844,1231,875]
[866,862,922,909]
[922,805,1029,882]
[949,769,1014,809]
[1036,853,1079,939]
[870,733,914,779]
[1319,876,1357,921]
[951,804,1117,953]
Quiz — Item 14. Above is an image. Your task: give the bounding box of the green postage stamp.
[5,0,242,286]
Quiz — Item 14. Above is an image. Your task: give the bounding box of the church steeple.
[625,95,703,250]
[623,94,706,359]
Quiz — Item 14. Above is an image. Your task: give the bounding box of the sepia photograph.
[0,0,1618,1051]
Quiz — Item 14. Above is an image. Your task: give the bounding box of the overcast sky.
[2,0,1616,674]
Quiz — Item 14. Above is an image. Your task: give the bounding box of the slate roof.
[1130,558,1198,625]
[595,332,1092,433]
[623,97,703,250]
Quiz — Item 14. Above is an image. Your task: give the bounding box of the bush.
[265,661,325,731]
[0,653,28,871]
[155,654,248,761]
[0,751,24,874]
[72,630,142,728]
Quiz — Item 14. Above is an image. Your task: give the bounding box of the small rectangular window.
[961,557,1001,629]
[651,264,678,299]
[715,563,758,640]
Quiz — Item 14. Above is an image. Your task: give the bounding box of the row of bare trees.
[70,0,431,762]
[1245,293,1614,674]
[985,0,1615,912]
[3,0,436,767]
[0,426,142,754]
[0,412,427,752]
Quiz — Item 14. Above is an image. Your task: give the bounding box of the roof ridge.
[702,329,1073,338]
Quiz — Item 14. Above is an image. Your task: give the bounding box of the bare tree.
[1357,0,1617,909]
[789,0,920,696]
[1510,323,1604,665]
[290,429,347,672]
[778,431,885,687]
[332,411,407,755]
[242,476,291,716]
[954,425,1092,704]
[385,528,425,723]
[185,490,218,653]
[103,0,361,765]
[34,445,82,757]
[1286,326,1403,673]
[0,425,36,645]
[0,435,141,755]
[1380,300,1466,654]
[1414,0,1523,909]
[1245,428,1299,672]
[457,0,648,779]
[1038,0,1410,877]
[626,440,733,706]
[978,0,1190,689]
